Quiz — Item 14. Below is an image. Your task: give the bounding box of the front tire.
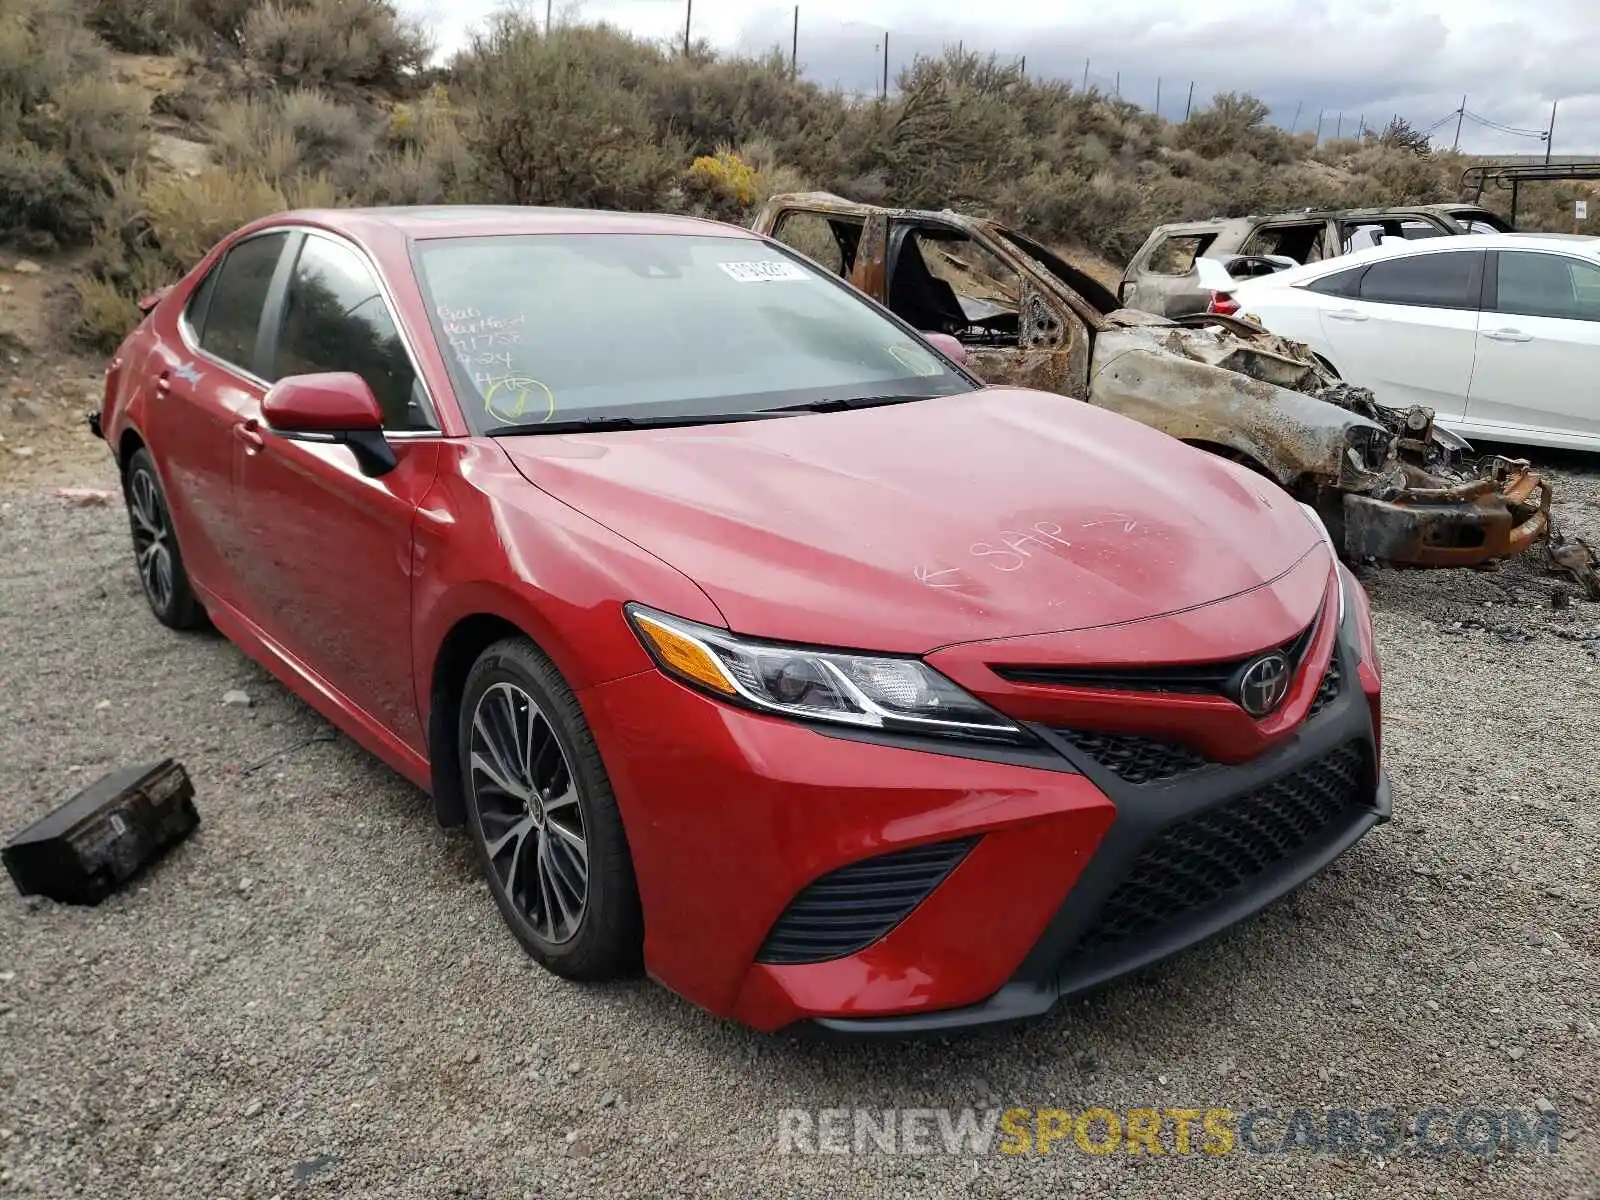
[124,448,205,630]
[459,636,643,981]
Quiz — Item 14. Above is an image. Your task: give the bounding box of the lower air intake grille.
[1307,656,1343,720]
[755,838,978,965]
[1053,729,1212,785]
[1070,741,1369,958]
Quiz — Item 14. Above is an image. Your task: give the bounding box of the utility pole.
[1314,109,1323,145]
[1356,113,1365,140]
[1336,111,1342,139]
[1114,70,1120,97]
[1018,55,1025,79]
[1154,77,1161,117]
[1452,95,1466,152]
[1546,98,1559,164]
[683,0,691,55]
[791,5,798,80]
[545,0,551,32]
[1082,58,1090,91]
[1184,81,1195,121]
[1290,100,1302,133]
[881,31,888,100]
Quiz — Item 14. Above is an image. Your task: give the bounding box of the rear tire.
[459,636,643,981]
[124,448,205,630]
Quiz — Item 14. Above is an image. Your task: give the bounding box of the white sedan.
[1201,233,1600,452]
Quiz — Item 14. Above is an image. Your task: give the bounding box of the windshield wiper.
[486,411,800,436]
[766,393,938,413]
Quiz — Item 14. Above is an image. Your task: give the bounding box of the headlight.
[1298,502,1345,625]
[1343,425,1395,474]
[625,604,1027,743]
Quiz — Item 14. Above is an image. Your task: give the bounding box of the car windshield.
[410,233,970,432]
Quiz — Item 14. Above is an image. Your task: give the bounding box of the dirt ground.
[0,272,1596,1198]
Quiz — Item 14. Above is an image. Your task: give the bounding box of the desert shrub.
[0,141,97,239]
[84,0,186,52]
[354,83,472,204]
[242,0,432,90]
[681,143,806,223]
[684,149,759,217]
[85,0,261,51]
[208,88,376,191]
[28,77,148,177]
[1,0,108,105]
[456,16,680,210]
[646,48,849,180]
[68,274,143,352]
[0,0,147,244]
[998,164,1146,261]
[1174,92,1296,164]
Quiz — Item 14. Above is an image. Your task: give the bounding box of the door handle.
[233,419,266,453]
[1326,309,1368,322]
[155,370,171,398]
[1484,328,1533,343]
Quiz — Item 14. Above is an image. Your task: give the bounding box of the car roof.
[1234,230,1600,292]
[1335,231,1600,263]
[259,205,756,242]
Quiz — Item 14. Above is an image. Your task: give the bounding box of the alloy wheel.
[129,468,175,614]
[468,681,589,944]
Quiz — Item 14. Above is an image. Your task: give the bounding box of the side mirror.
[922,331,969,367]
[261,372,396,477]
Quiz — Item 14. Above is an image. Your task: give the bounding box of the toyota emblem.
[1235,652,1291,717]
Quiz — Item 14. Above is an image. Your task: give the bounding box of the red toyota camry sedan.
[95,205,1389,1034]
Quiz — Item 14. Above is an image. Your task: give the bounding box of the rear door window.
[1357,250,1483,310]
[1493,251,1600,322]
[190,232,289,373]
[1303,266,1364,297]
[1144,233,1216,275]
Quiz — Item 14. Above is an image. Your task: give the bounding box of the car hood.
[495,388,1325,654]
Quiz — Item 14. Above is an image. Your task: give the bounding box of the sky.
[402,0,1600,157]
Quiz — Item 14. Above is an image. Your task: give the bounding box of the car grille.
[992,621,1316,699]
[755,838,978,965]
[1068,741,1369,958]
[1307,656,1342,720]
[1053,649,1345,783]
[1052,728,1211,785]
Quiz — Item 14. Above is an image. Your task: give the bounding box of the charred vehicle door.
[1119,224,1234,316]
[880,217,1089,397]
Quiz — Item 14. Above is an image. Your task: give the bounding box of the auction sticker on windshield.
[718,260,809,283]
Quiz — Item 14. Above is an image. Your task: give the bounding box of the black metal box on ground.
[3,760,199,905]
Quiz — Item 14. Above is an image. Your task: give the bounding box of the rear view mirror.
[922,332,969,367]
[262,372,395,477]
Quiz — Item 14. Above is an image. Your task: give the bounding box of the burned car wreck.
[751,193,1551,571]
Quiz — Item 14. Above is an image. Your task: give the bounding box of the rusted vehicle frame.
[1119,203,1514,317]
[750,193,1551,572]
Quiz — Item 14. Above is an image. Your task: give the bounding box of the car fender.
[1088,337,1380,487]
[410,441,728,716]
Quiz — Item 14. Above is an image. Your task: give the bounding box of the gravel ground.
[0,448,1596,1200]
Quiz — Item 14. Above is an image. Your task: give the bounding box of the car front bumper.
[581,613,1385,1036]
[1343,459,1550,568]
